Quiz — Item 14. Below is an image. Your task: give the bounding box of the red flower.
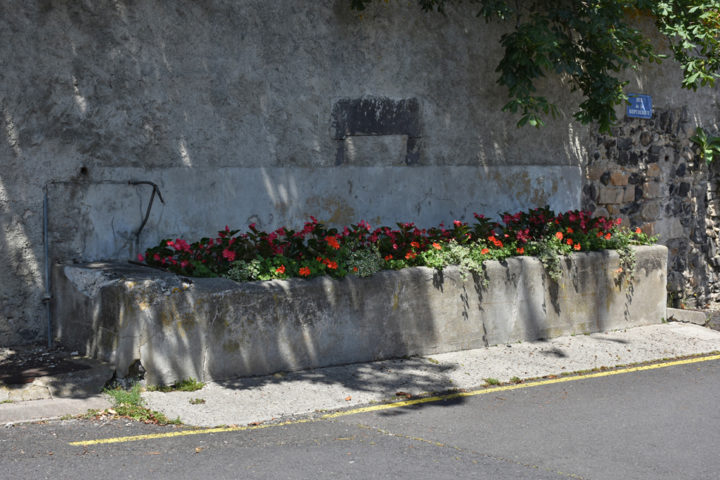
[574,243,581,251]
[384,255,393,261]
[516,247,524,255]
[566,238,573,245]
[327,261,338,270]
[555,232,564,241]
[299,266,311,277]
[481,248,490,255]
[276,265,286,274]
[410,241,420,248]
[405,251,417,260]
[325,236,340,250]
[635,227,642,234]
[353,267,359,272]
[432,242,442,250]
[222,249,236,262]
[566,227,574,234]
[137,254,145,262]
[605,233,612,240]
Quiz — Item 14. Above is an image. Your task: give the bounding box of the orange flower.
[566,227,574,234]
[410,241,420,248]
[481,248,490,255]
[555,232,563,241]
[325,235,340,250]
[275,265,286,274]
[384,254,393,261]
[566,238,573,245]
[516,247,524,255]
[605,233,612,240]
[405,251,417,260]
[635,227,642,234]
[574,243,581,251]
[327,261,338,270]
[432,242,442,250]
[299,266,311,277]
[596,231,604,238]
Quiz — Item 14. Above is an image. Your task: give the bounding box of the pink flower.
[222,249,236,262]
[180,260,189,269]
[137,254,145,262]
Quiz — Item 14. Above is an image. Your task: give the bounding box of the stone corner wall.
[583,107,720,310]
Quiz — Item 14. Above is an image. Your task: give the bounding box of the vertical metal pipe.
[43,186,52,348]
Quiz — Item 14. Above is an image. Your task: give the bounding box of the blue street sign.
[627,94,653,119]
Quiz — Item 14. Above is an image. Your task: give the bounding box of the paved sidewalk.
[2,322,720,427]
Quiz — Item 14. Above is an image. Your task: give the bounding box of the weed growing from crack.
[147,378,205,393]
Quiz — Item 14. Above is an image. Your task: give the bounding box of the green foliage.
[345,245,385,277]
[104,384,182,425]
[147,377,205,393]
[691,127,720,164]
[350,0,720,133]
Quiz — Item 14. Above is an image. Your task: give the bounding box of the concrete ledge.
[53,246,667,385]
[667,307,709,326]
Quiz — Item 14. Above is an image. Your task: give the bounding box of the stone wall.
[583,108,720,309]
[2,1,719,345]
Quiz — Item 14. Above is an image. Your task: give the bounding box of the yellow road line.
[69,419,313,446]
[69,353,720,447]
[321,353,720,418]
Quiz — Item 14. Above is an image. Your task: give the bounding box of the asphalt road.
[2,357,719,479]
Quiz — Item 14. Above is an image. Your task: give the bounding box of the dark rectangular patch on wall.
[331,96,421,165]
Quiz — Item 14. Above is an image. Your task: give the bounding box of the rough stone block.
[646,163,661,177]
[643,181,665,199]
[623,186,636,203]
[610,171,629,186]
[598,186,625,204]
[642,202,662,221]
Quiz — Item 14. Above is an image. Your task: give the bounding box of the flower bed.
[53,207,663,385]
[139,207,656,283]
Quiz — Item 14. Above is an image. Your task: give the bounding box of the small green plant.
[104,384,181,425]
[510,376,522,384]
[484,377,501,386]
[147,377,205,393]
[691,127,720,164]
[189,398,206,405]
[0,399,13,405]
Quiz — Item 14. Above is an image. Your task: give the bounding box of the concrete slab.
[667,307,708,325]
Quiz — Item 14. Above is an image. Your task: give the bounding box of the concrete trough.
[53,246,667,385]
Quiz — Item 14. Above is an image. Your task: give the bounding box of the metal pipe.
[43,185,52,348]
[128,181,164,254]
[40,179,164,346]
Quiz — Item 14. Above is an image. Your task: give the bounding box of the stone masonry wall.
[583,108,720,310]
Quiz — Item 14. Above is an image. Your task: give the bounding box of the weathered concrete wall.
[53,246,667,385]
[1,1,717,345]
